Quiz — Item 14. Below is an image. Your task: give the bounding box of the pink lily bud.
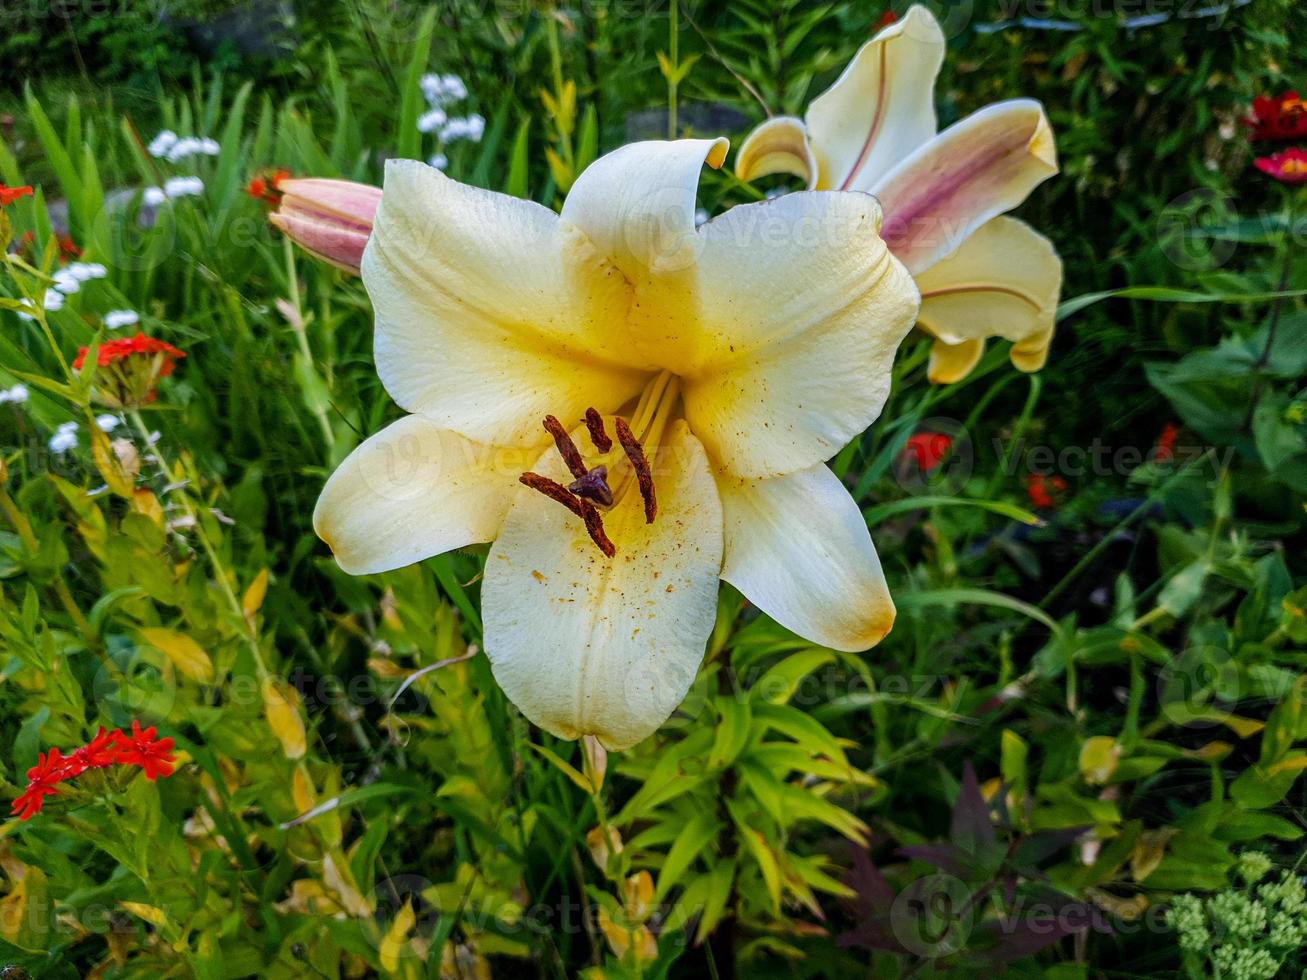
[270,179,381,275]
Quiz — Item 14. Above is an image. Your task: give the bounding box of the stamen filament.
[519,472,616,557]
[542,415,588,479]
[584,408,612,452]
[614,418,656,524]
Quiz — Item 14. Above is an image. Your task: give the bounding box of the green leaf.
[708,694,753,769]
[396,8,440,162]
[528,742,592,793]
[654,811,720,902]
[1059,285,1307,320]
[750,649,834,705]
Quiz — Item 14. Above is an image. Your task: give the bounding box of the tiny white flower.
[66,262,107,282]
[694,208,709,228]
[417,107,448,134]
[48,421,78,454]
[143,186,167,207]
[0,384,28,405]
[96,413,120,432]
[421,72,467,105]
[763,186,790,199]
[166,137,201,162]
[198,137,221,155]
[103,309,140,330]
[164,176,204,199]
[440,114,485,143]
[52,269,81,294]
[43,288,64,311]
[148,130,179,158]
[428,153,449,171]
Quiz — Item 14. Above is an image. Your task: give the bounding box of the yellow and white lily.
[313,139,919,750]
[736,4,1062,383]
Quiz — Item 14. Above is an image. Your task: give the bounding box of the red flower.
[902,431,953,472]
[0,184,33,207]
[112,721,177,781]
[9,723,180,820]
[1245,92,1307,142]
[57,235,82,260]
[1152,422,1180,462]
[1026,473,1067,509]
[875,9,898,30]
[10,748,73,820]
[69,727,121,771]
[72,333,186,408]
[246,168,292,204]
[1255,147,1307,184]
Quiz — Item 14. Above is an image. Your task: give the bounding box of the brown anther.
[569,465,614,507]
[542,415,587,480]
[614,417,656,524]
[584,408,613,452]
[519,472,616,558]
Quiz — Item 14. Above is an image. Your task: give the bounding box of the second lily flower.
[736,5,1063,384]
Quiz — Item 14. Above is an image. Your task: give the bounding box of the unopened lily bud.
[270,179,381,275]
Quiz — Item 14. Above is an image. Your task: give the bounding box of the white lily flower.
[736,4,1062,383]
[314,140,920,750]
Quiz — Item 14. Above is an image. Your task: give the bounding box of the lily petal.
[735,116,817,187]
[482,420,723,751]
[926,337,986,385]
[873,99,1058,275]
[679,191,920,478]
[363,159,647,449]
[917,216,1061,380]
[806,4,945,192]
[717,463,894,651]
[313,415,523,575]
[561,138,729,279]
[1010,327,1055,373]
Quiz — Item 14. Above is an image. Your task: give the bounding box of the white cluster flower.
[420,72,467,106]
[694,208,709,228]
[439,115,485,143]
[427,153,448,171]
[1210,890,1266,940]
[103,309,140,330]
[16,288,65,321]
[163,176,205,199]
[96,413,120,433]
[417,107,448,134]
[0,384,28,405]
[48,421,78,454]
[50,262,108,297]
[147,130,220,161]
[145,177,205,204]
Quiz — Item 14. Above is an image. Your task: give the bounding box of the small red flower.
[902,431,953,472]
[1152,422,1180,462]
[0,184,33,207]
[875,9,898,30]
[1245,92,1307,142]
[56,234,82,260]
[69,727,121,771]
[246,168,292,205]
[72,333,186,408]
[111,721,177,781]
[1255,147,1307,184]
[1026,473,1067,509]
[9,723,180,820]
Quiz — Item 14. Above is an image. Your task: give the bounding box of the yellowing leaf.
[139,627,213,683]
[119,901,169,927]
[90,424,135,499]
[1130,828,1177,882]
[379,899,417,973]
[263,678,307,759]
[1079,736,1120,784]
[242,568,269,620]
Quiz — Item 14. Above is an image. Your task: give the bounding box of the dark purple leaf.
[951,762,997,854]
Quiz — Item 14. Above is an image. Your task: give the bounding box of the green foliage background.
[0,0,1305,977]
